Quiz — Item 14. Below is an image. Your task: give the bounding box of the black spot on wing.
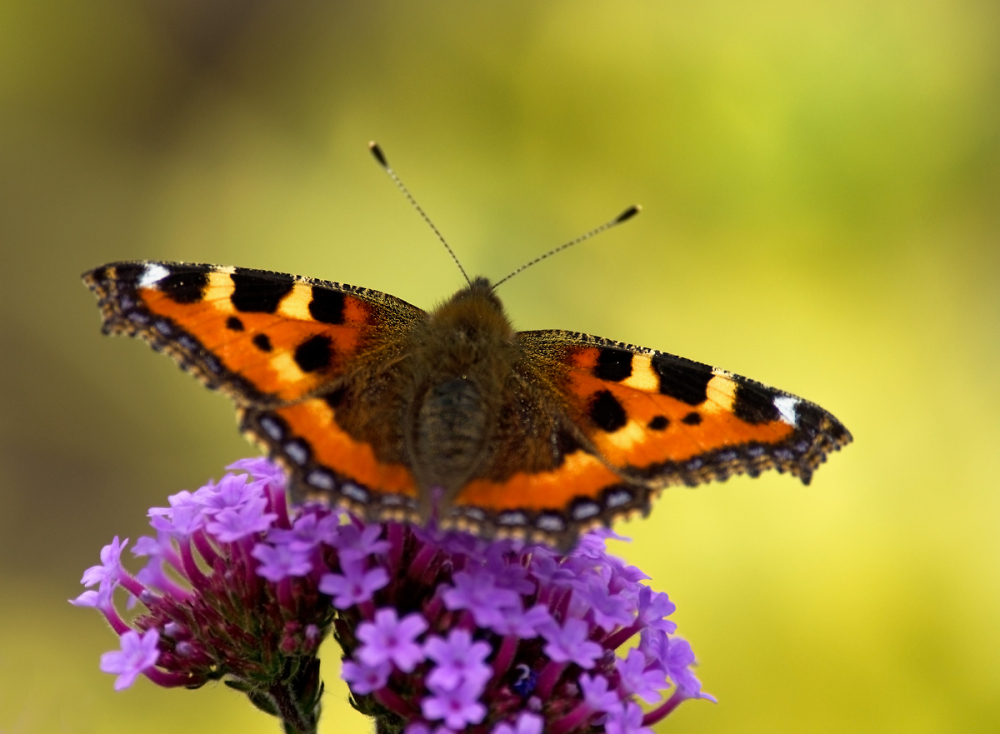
[230,271,294,313]
[681,411,702,426]
[159,270,209,304]
[589,390,627,433]
[733,382,780,424]
[294,335,333,373]
[648,415,669,431]
[111,263,145,282]
[309,287,346,325]
[650,354,713,406]
[252,333,273,352]
[794,401,822,433]
[226,316,244,331]
[593,348,633,382]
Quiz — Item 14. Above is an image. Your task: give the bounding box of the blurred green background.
[1,1,998,732]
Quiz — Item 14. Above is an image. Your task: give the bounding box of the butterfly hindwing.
[83,262,423,407]
[240,398,421,522]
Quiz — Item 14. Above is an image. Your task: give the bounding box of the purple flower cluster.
[73,458,713,733]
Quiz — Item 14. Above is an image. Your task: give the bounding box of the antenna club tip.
[615,204,642,223]
[368,141,389,168]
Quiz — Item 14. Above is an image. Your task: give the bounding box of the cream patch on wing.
[269,351,310,382]
[202,270,238,309]
[620,354,660,392]
[597,419,649,451]
[703,371,737,414]
[278,284,315,320]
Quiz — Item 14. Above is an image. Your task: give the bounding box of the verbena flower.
[73,458,714,733]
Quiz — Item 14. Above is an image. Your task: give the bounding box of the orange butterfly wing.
[445,330,851,547]
[84,261,423,515]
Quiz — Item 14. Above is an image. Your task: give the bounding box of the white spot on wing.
[342,483,369,503]
[774,396,800,426]
[536,514,565,532]
[138,263,170,288]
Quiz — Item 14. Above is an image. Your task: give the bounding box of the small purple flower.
[131,533,188,598]
[148,489,199,516]
[252,542,314,582]
[604,701,654,734]
[483,548,536,595]
[132,532,172,561]
[442,568,521,628]
[540,617,603,669]
[636,586,678,633]
[421,677,487,729]
[640,629,715,702]
[194,473,262,516]
[574,574,634,632]
[150,503,205,538]
[579,673,621,713]
[319,559,389,607]
[492,711,544,734]
[616,648,668,704]
[227,457,286,487]
[405,724,451,734]
[332,523,390,562]
[341,659,391,695]
[99,629,160,691]
[528,550,577,587]
[205,497,277,542]
[80,536,129,590]
[268,512,339,552]
[424,629,493,692]
[70,588,109,609]
[662,636,712,700]
[356,608,428,672]
[489,603,552,638]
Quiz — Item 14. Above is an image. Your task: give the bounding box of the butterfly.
[83,149,851,550]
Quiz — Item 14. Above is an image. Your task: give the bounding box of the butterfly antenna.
[369,142,471,286]
[492,204,641,289]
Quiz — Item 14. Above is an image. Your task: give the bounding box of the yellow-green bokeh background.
[2,1,998,732]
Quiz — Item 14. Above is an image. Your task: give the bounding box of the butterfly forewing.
[84,262,423,407]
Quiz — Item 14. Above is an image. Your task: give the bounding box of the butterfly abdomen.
[411,377,490,495]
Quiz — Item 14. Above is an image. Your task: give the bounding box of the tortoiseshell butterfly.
[84,145,851,549]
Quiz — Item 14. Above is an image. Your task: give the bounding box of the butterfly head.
[428,276,515,345]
